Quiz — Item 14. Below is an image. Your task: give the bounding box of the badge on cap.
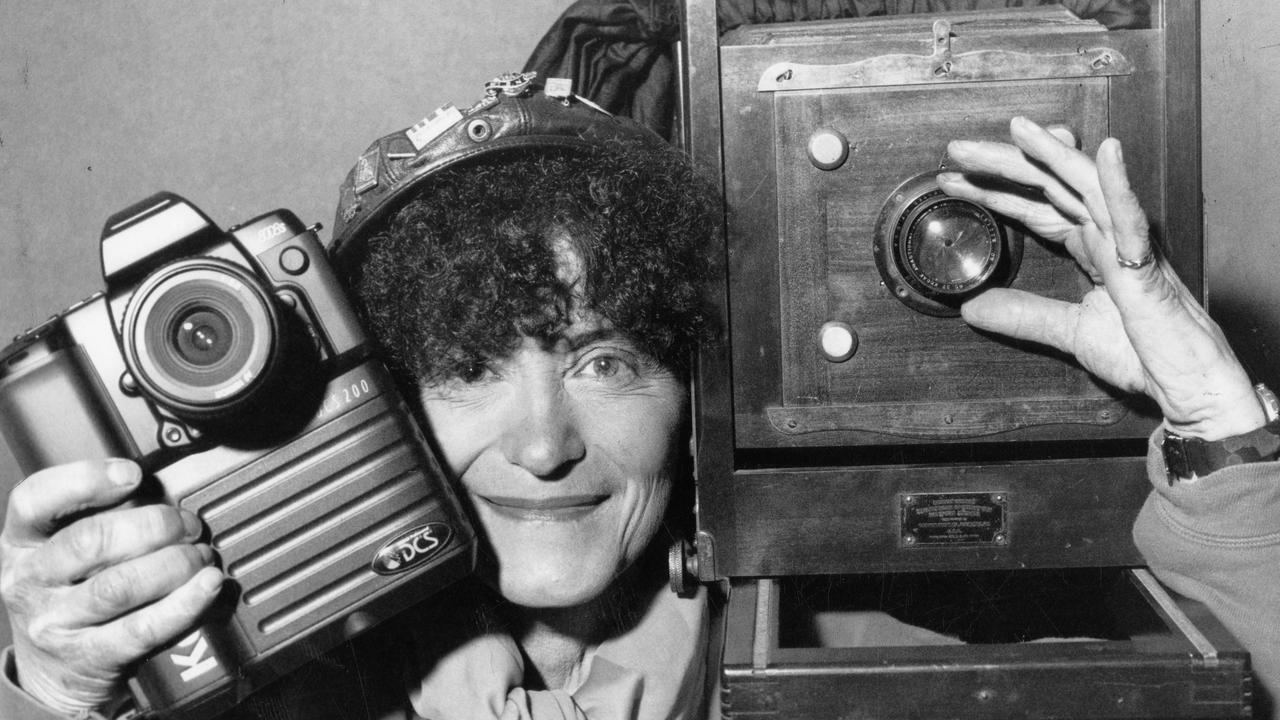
[352,148,381,195]
[485,71,537,98]
[544,77,573,100]
[406,105,465,151]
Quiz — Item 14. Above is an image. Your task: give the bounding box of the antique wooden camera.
[677,2,1253,717]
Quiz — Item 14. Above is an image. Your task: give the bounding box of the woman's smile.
[477,493,610,522]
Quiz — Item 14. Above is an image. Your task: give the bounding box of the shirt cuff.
[1145,428,1280,543]
[0,647,110,720]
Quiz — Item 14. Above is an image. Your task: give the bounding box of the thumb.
[961,288,1080,356]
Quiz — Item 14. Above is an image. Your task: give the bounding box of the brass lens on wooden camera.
[873,173,1023,317]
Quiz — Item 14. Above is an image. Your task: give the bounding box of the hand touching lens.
[937,116,1264,442]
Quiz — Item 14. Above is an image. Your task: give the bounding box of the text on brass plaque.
[900,492,1008,547]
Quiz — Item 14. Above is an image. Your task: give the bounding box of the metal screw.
[467,119,492,142]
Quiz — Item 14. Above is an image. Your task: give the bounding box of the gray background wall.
[0,0,1276,666]
[1200,0,1280,391]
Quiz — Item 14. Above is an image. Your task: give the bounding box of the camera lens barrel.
[874,173,1022,317]
[122,259,282,417]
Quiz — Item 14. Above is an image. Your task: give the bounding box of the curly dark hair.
[337,138,719,385]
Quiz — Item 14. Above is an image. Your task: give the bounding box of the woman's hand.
[938,116,1263,440]
[0,459,222,714]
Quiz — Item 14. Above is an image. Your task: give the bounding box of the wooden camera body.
[679,2,1254,717]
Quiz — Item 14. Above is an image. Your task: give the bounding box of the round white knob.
[819,321,858,362]
[807,128,849,171]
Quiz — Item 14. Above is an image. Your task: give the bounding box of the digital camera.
[0,192,476,718]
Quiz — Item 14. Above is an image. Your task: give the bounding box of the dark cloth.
[523,0,1150,140]
[523,1,682,141]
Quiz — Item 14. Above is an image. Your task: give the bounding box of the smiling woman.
[0,70,722,720]
[319,77,721,719]
[6,2,1280,720]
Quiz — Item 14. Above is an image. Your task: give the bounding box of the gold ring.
[1116,250,1155,270]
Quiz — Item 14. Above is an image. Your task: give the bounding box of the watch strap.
[1255,382,1280,423]
[1162,384,1280,484]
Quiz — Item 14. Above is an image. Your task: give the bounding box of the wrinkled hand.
[0,459,222,714]
[938,116,1263,440]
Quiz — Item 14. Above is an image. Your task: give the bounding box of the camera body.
[680,4,1252,718]
[0,193,476,718]
[686,4,1191,581]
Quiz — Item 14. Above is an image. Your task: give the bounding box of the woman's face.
[418,310,687,609]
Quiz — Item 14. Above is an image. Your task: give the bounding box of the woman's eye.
[457,361,491,384]
[577,351,641,385]
[591,356,621,378]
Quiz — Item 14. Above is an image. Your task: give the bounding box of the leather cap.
[329,71,669,265]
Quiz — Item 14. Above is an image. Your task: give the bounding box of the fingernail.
[195,543,215,564]
[197,566,223,594]
[937,172,961,184]
[180,510,204,541]
[106,459,140,487]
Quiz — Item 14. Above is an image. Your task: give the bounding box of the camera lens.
[173,309,233,366]
[123,260,280,417]
[874,173,1023,317]
[901,199,1001,294]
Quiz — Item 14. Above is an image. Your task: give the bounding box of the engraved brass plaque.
[900,492,1008,547]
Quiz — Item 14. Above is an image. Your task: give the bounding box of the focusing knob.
[667,537,699,598]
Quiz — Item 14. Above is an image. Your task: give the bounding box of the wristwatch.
[1161,383,1280,484]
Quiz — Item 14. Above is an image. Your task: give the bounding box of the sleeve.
[1133,429,1280,720]
[1,646,110,720]
[1,637,418,720]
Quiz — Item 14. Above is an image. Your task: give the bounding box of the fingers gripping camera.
[0,193,476,718]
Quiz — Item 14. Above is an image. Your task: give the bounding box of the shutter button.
[279,246,309,275]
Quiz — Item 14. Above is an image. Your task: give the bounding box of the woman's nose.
[499,380,586,478]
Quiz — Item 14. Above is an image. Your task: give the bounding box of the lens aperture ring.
[122,259,281,417]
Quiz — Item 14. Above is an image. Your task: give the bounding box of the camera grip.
[128,625,241,720]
